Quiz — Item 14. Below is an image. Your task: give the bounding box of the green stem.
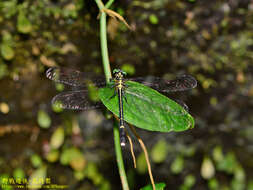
[94,1,129,189]
[94,0,104,10]
[100,11,112,82]
[113,121,130,190]
[105,0,114,8]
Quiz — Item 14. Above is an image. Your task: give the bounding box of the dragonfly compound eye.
[113,69,120,75]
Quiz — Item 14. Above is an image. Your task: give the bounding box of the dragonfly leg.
[108,90,117,100]
[122,90,128,104]
[109,82,116,89]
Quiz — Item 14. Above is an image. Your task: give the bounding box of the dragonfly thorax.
[112,69,126,90]
[115,72,124,81]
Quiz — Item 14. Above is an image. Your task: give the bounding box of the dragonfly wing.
[46,67,106,87]
[129,75,197,92]
[52,90,102,110]
[173,99,189,112]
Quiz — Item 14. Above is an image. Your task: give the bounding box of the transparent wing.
[52,90,102,110]
[129,75,197,92]
[173,99,189,112]
[46,67,106,87]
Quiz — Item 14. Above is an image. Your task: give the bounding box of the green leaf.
[248,180,253,190]
[60,147,86,171]
[0,0,18,18]
[234,165,245,181]
[99,180,111,190]
[216,152,238,174]
[85,162,103,184]
[121,64,135,75]
[85,162,99,179]
[63,3,78,18]
[151,139,169,163]
[0,63,8,79]
[52,100,63,113]
[1,32,15,60]
[17,11,32,34]
[208,178,219,190]
[140,183,166,190]
[99,81,194,132]
[171,155,184,174]
[30,154,43,168]
[50,127,64,149]
[46,149,59,163]
[201,157,215,179]
[74,170,85,180]
[149,14,159,24]
[231,177,245,190]
[212,146,224,162]
[29,166,47,189]
[184,174,196,187]
[55,83,64,91]
[136,152,147,174]
[0,174,12,190]
[37,110,51,128]
[13,168,25,179]
[1,43,14,60]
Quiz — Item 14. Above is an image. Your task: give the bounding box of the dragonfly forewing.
[173,99,189,112]
[46,67,106,88]
[52,90,102,110]
[129,75,197,92]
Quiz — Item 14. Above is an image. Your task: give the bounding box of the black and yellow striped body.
[114,71,126,146]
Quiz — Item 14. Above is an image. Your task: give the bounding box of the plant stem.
[99,11,112,82]
[105,0,114,8]
[114,121,130,190]
[94,1,130,189]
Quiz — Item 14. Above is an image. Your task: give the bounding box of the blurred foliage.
[50,126,64,149]
[151,139,169,163]
[13,168,25,179]
[121,63,136,75]
[29,166,47,189]
[179,174,196,190]
[170,155,184,174]
[201,157,215,179]
[0,174,12,190]
[149,14,159,25]
[0,0,253,189]
[30,154,43,168]
[208,178,219,190]
[37,110,51,128]
[137,152,148,174]
[1,32,15,60]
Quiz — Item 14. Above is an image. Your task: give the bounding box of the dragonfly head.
[113,69,127,80]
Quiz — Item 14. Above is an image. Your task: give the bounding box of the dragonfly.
[46,67,197,146]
